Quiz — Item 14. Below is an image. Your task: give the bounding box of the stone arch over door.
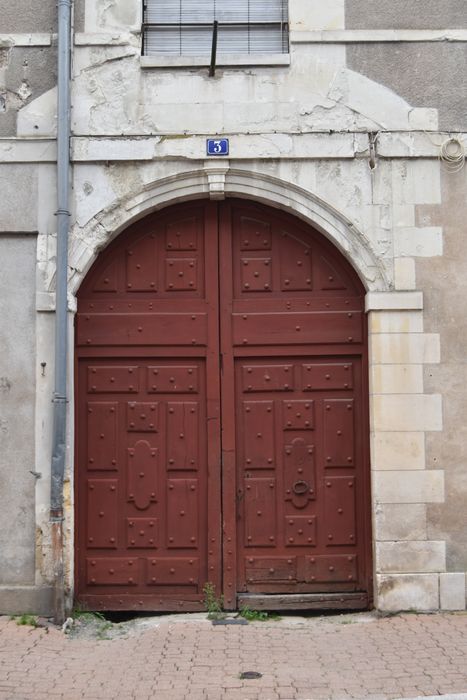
[74,197,372,611]
[67,167,390,300]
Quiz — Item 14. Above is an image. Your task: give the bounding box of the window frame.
[141,0,290,66]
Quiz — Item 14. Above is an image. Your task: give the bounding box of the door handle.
[292,480,309,495]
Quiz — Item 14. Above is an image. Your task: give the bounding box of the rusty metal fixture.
[75,199,371,612]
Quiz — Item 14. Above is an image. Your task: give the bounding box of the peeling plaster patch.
[328,68,412,131]
[1,89,24,112]
[17,86,57,136]
[85,0,140,33]
[78,47,139,74]
[0,47,9,69]
[299,102,381,132]
[74,165,117,228]
[17,80,31,101]
[107,163,145,201]
[289,0,344,32]
[35,524,54,586]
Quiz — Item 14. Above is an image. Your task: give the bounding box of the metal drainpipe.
[50,0,72,625]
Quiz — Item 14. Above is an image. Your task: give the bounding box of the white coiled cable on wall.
[439,137,465,173]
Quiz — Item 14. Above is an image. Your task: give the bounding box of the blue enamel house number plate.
[206,138,229,156]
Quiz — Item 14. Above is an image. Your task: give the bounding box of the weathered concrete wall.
[416,168,467,573]
[347,43,467,131]
[0,164,40,229]
[0,47,57,136]
[346,0,467,131]
[73,0,85,34]
[0,236,36,586]
[0,0,56,33]
[346,0,467,29]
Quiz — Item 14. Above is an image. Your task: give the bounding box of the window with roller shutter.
[142,0,289,56]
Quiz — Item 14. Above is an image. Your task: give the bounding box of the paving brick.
[1,613,467,699]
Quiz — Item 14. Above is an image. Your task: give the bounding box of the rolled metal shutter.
[143,0,289,56]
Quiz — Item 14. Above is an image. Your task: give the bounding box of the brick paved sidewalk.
[0,611,466,700]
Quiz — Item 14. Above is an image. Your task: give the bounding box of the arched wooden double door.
[75,199,372,611]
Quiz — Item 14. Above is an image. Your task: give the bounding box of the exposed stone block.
[374,470,445,504]
[372,394,442,432]
[371,432,425,470]
[394,257,416,290]
[393,206,416,227]
[394,226,443,257]
[369,310,423,333]
[439,572,466,611]
[371,364,424,394]
[369,333,440,364]
[365,291,423,311]
[374,503,427,541]
[376,574,439,611]
[376,541,446,574]
[392,161,441,205]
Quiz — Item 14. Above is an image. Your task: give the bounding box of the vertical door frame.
[218,200,238,610]
[203,201,223,598]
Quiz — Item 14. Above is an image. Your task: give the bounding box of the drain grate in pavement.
[239,671,262,680]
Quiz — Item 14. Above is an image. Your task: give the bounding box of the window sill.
[140,53,290,69]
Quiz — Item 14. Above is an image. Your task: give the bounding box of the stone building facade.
[1,0,466,615]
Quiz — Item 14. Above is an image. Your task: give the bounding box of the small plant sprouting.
[96,620,113,640]
[203,582,226,620]
[70,605,112,640]
[238,606,281,622]
[13,614,38,627]
[72,606,106,623]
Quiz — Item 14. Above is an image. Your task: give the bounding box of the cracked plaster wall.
[345,0,467,130]
[0,47,57,136]
[346,43,467,131]
[71,43,432,136]
[0,236,37,585]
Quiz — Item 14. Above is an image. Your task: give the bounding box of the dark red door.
[75,199,371,611]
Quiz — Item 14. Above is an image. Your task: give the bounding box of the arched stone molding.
[64,165,390,297]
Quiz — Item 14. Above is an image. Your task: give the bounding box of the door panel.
[76,199,371,611]
[234,356,364,594]
[77,357,209,607]
[76,203,221,611]
[219,200,370,606]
